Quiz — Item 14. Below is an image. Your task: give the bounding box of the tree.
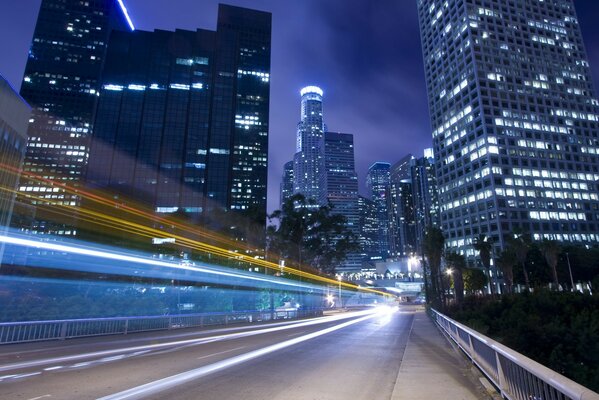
[268,194,359,275]
[539,240,561,289]
[473,235,495,295]
[507,231,531,291]
[445,252,466,304]
[463,268,487,295]
[423,227,445,308]
[496,248,517,294]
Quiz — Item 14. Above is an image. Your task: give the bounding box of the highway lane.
[0,307,415,400]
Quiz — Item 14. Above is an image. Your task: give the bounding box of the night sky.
[2,0,599,213]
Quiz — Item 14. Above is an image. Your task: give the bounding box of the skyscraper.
[358,195,379,261]
[293,86,325,205]
[411,148,440,254]
[323,132,361,271]
[418,0,599,255]
[16,0,132,235]
[366,162,391,259]
[86,5,271,220]
[280,160,294,208]
[389,155,416,257]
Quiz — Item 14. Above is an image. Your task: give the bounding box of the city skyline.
[2,1,599,214]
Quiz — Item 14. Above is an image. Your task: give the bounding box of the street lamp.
[445,268,453,276]
[337,275,342,308]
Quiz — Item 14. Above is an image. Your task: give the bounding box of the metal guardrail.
[430,309,599,400]
[0,309,322,345]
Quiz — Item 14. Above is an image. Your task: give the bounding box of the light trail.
[98,309,391,400]
[0,310,374,373]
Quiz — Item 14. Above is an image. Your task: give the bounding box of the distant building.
[86,5,271,220]
[16,0,132,235]
[358,195,379,261]
[366,162,391,259]
[389,155,416,257]
[0,76,31,264]
[418,0,599,254]
[293,86,325,206]
[411,148,440,254]
[280,160,294,208]
[323,132,361,271]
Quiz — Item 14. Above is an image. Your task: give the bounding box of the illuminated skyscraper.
[389,155,416,257]
[293,86,325,205]
[418,0,599,255]
[411,148,440,253]
[280,160,294,207]
[86,5,271,219]
[16,0,132,235]
[366,162,391,259]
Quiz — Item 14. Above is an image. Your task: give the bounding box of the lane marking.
[27,395,52,400]
[70,362,92,368]
[0,374,17,380]
[10,372,41,380]
[43,366,63,371]
[98,312,381,400]
[197,346,246,360]
[0,310,372,373]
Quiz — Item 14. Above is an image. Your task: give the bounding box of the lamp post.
[565,252,575,291]
[337,275,342,308]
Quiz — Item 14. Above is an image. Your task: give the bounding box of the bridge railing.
[0,308,322,345]
[430,309,599,400]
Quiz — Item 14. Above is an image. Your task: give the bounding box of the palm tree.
[496,248,517,294]
[473,235,495,295]
[507,231,531,291]
[445,252,466,304]
[423,227,445,308]
[539,239,560,289]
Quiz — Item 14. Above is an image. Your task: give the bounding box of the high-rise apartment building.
[418,0,599,255]
[86,5,271,219]
[323,132,361,271]
[16,0,132,235]
[389,155,416,257]
[293,86,325,205]
[366,162,391,259]
[280,160,294,208]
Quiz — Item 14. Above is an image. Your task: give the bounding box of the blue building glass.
[86,5,271,220]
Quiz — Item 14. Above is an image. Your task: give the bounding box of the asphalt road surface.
[0,307,416,400]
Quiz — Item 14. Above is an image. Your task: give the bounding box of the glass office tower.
[366,162,392,259]
[280,160,294,208]
[389,155,417,257]
[86,5,271,219]
[293,86,326,205]
[418,0,599,255]
[17,0,131,235]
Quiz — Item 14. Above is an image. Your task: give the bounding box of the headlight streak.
[0,310,374,374]
[97,312,380,400]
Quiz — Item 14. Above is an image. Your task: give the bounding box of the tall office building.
[411,148,440,254]
[86,5,271,220]
[418,0,599,255]
[323,132,361,271]
[16,0,132,235]
[280,160,294,208]
[293,86,325,205]
[0,76,30,237]
[358,195,379,261]
[366,162,391,259]
[389,155,417,257]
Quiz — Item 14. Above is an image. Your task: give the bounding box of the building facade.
[16,0,132,235]
[0,76,30,234]
[389,155,417,257]
[358,195,379,261]
[323,132,361,271]
[86,5,271,220]
[293,86,325,205]
[366,162,392,259]
[411,148,440,254]
[418,0,599,255]
[280,160,294,208]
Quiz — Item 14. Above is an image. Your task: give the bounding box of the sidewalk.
[391,309,493,400]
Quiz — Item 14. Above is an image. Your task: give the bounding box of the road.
[0,307,416,400]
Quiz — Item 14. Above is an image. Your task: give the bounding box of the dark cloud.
[2,0,599,214]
